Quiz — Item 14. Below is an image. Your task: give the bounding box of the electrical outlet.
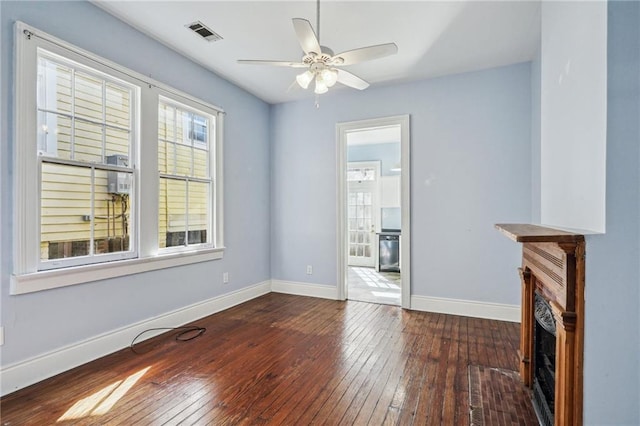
[0,326,4,346]
[306,265,313,275]
[223,272,229,284]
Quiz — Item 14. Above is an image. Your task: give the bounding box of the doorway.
[337,115,410,308]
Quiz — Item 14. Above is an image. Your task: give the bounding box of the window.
[13,22,224,294]
[158,99,213,250]
[36,51,136,269]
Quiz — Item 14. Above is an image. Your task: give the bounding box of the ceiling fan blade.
[237,60,307,68]
[286,79,301,93]
[333,43,398,66]
[292,18,321,55]
[336,69,369,90]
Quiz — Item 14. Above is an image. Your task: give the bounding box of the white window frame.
[12,22,225,295]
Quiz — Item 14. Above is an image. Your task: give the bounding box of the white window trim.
[12,22,225,295]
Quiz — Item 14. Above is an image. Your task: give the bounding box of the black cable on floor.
[130,326,206,354]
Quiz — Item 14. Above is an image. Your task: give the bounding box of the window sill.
[11,248,225,295]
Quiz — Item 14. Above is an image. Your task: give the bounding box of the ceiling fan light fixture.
[321,68,338,87]
[314,75,328,94]
[296,70,314,89]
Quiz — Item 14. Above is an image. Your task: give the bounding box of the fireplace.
[533,292,556,426]
[495,224,585,426]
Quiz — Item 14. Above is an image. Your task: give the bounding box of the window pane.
[175,144,192,176]
[163,142,176,175]
[191,114,208,146]
[74,119,103,163]
[158,141,171,174]
[187,181,209,244]
[94,170,131,254]
[158,103,175,141]
[176,109,190,145]
[105,83,130,128]
[41,163,92,261]
[105,127,129,159]
[38,112,72,159]
[348,206,356,219]
[37,58,72,114]
[74,72,103,122]
[364,205,372,219]
[193,148,208,178]
[160,178,186,248]
[40,163,133,262]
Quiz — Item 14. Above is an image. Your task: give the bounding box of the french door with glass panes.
[347,161,380,267]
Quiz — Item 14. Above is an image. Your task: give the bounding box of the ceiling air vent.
[186,21,223,42]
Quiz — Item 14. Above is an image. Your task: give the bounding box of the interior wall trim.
[271,280,339,300]
[411,295,520,323]
[0,280,271,396]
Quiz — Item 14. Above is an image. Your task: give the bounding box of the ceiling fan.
[237,0,398,95]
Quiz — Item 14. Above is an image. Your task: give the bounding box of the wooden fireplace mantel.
[496,223,585,426]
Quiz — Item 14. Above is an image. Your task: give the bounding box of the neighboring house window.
[13,23,224,294]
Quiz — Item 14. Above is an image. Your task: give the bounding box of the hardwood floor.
[1,293,521,425]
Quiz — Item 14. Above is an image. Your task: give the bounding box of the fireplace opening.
[533,292,556,426]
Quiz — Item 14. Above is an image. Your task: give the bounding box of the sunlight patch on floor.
[348,266,401,305]
[57,366,150,421]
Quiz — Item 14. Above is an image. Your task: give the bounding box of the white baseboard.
[411,295,520,323]
[0,281,271,396]
[271,280,338,300]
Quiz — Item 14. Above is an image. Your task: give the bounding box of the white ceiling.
[94,1,541,105]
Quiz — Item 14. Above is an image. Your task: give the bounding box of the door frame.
[336,115,411,308]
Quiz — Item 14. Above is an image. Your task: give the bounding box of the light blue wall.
[540,1,607,233]
[531,48,541,223]
[0,1,271,365]
[582,2,640,424]
[271,63,532,305]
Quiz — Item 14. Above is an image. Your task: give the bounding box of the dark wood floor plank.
[0,293,527,426]
[274,303,397,424]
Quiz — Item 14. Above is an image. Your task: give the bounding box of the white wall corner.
[410,295,520,323]
[0,280,271,396]
[271,280,339,300]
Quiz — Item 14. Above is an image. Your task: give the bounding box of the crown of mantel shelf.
[495,223,585,243]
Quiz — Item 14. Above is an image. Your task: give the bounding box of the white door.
[347,162,380,267]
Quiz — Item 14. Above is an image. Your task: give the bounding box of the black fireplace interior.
[533,293,556,426]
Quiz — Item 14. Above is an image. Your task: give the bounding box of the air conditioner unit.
[106,154,130,194]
